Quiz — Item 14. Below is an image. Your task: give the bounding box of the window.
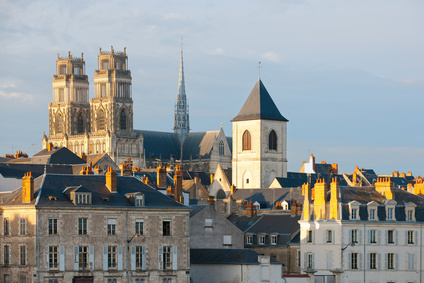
[48,279,58,283]
[4,245,10,266]
[78,246,88,270]
[135,195,144,206]
[102,60,109,70]
[4,275,10,283]
[369,253,376,269]
[49,218,57,235]
[370,230,377,244]
[78,218,87,235]
[326,230,333,243]
[59,65,66,74]
[97,109,105,130]
[162,279,172,283]
[351,229,358,244]
[58,88,64,102]
[387,208,394,220]
[20,275,26,283]
[76,193,90,205]
[120,110,127,130]
[387,253,394,269]
[135,246,143,270]
[20,217,26,236]
[351,208,357,220]
[4,217,9,235]
[268,130,277,151]
[20,245,26,265]
[259,235,265,245]
[135,219,144,235]
[219,141,224,155]
[307,230,313,243]
[388,230,394,244]
[369,209,376,220]
[307,253,314,268]
[246,235,253,245]
[108,219,116,235]
[162,220,171,236]
[107,279,117,283]
[350,253,358,269]
[135,279,145,283]
[242,130,251,151]
[408,230,414,244]
[108,246,117,269]
[204,219,213,228]
[163,246,172,270]
[77,114,84,134]
[407,210,414,221]
[49,246,58,269]
[223,235,232,246]
[56,114,63,133]
[271,235,277,245]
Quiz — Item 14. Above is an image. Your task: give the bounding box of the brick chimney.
[329,178,340,220]
[313,179,327,220]
[106,167,117,192]
[157,165,167,188]
[22,172,34,203]
[79,153,87,162]
[231,184,236,195]
[375,177,394,199]
[290,200,297,216]
[302,182,312,221]
[331,163,338,174]
[173,165,183,203]
[244,201,255,217]
[210,174,214,184]
[48,143,53,151]
[414,178,424,195]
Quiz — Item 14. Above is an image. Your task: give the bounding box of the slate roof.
[189,205,208,217]
[228,214,262,232]
[32,147,86,165]
[190,249,282,265]
[182,131,218,160]
[136,130,181,160]
[232,79,288,122]
[0,157,11,163]
[0,174,188,209]
[232,188,303,209]
[0,163,82,179]
[273,172,347,188]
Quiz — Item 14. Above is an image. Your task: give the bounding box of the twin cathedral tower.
[43,46,288,189]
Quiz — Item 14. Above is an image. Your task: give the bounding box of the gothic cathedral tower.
[232,79,288,189]
[173,45,190,142]
[48,52,90,142]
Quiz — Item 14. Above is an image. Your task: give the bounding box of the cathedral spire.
[174,41,190,142]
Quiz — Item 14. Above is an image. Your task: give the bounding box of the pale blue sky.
[0,0,423,175]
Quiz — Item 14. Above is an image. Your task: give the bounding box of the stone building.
[0,169,190,283]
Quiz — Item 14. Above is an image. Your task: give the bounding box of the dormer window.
[64,186,92,205]
[369,209,375,220]
[281,200,289,210]
[387,208,393,220]
[351,209,357,220]
[348,201,360,220]
[76,193,91,205]
[384,199,397,221]
[367,201,379,221]
[135,195,144,207]
[405,202,416,222]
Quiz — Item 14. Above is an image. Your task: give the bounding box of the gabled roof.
[32,147,86,165]
[0,163,82,180]
[273,172,347,188]
[232,188,303,209]
[136,130,181,160]
[244,214,300,235]
[232,79,288,122]
[182,131,219,160]
[190,249,282,265]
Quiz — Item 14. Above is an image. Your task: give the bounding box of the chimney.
[302,183,312,221]
[79,153,87,162]
[210,174,214,184]
[48,143,53,151]
[414,178,424,195]
[329,178,340,220]
[106,167,117,192]
[157,165,167,188]
[291,200,297,216]
[375,177,394,199]
[244,201,255,217]
[230,184,236,195]
[296,203,302,215]
[173,165,183,203]
[194,174,200,185]
[407,172,413,177]
[310,154,316,173]
[22,172,34,203]
[313,179,327,220]
[93,165,101,174]
[393,171,399,177]
[331,163,338,174]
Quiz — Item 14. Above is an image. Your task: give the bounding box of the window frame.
[162,220,171,236]
[4,245,10,266]
[3,217,10,236]
[388,230,394,244]
[49,246,58,270]
[268,130,277,151]
[387,253,394,270]
[49,218,58,235]
[350,252,358,270]
[326,230,333,243]
[246,235,253,245]
[78,218,87,235]
[162,246,172,270]
[108,246,117,270]
[408,230,414,245]
[19,217,26,236]
[135,246,143,270]
[107,219,116,236]
[242,130,251,151]
[135,219,144,235]
[369,252,376,270]
[370,229,377,244]
[20,245,26,266]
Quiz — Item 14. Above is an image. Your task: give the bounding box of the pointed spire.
[177,39,186,100]
[174,39,190,142]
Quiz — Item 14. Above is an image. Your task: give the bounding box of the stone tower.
[173,45,190,142]
[48,52,90,140]
[232,79,288,189]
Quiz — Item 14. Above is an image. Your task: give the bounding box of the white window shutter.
[359,253,363,270]
[384,253,388,270]
[46,252,49,271]
[405,231,408,245]
[411,253,415,270]
[359,230,363,244]
[348,253,352,269]
[311,253,314,269]
[172,246,178,270]
[349,229,352,243]
[367,230,370,244]
[415,231,418,246]
[303,253,307,268]
[377,253,381,270]
[326,253,331,269]
[142,246,146,270]
[158,246,163,270]
[395,253,399,270]
[89,246,94,270]
[118,246,123,270]
[74,246,79,271]
[395,230,399,245]
[378,230,381,244]
[103,246,108,271]
[131,246,136,271]
[385,230,388,244]
[59,246,65,271]
[366,253,370,270]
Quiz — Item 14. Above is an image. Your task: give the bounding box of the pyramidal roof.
[232,79,288,122]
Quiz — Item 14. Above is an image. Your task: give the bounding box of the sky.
[0,0,423,175]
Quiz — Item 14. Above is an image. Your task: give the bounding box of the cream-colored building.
[43,47,144,167]
[232,79,288,189]
[0,170,191,283]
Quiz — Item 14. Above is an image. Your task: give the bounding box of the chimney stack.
[48,143,53,151]
[157,165,167,188]
[329,177,340,220]
[302,183,312,221]
[244,201,255,217]
[375,177,394,199]
[313,179,327,220]
[22,172,34,203]
[106,167,117,192]
[173,165,184,203]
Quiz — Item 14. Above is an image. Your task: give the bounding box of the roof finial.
[257,61,261,80]
[220,122,223,128]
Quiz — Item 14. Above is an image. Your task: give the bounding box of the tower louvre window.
[97,110,105,131]
[56,114,63,134]
[219,141,224,155]
[100,84,107,97]
[77,114,84,134]
[120,110,127,130]
[102,60,109,70]
[58,88,64,102]
[242,130,251,151]
[269,130,277,151]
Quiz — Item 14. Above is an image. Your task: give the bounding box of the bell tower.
[48,51,90,139]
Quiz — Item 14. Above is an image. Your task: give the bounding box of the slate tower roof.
[232,79,288,122]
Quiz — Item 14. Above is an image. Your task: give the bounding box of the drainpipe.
[363,223,366,283]
[420,224,422,283]
[37,210,40,283]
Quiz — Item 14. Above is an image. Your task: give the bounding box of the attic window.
[76,193,91,205]
[405,202,416,222]
[348,201,360,221]
[205,219,213,228]
[135,195,144,207]
[48,196,57,201]
[384,200,397,221]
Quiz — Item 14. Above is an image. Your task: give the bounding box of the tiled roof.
[274,172,347,188]
[32,147,86,165]
[182,131,218,160]
[232,79,288,122]
[190,248,282,265]
[245,214,300,235]
[136,130,181,160]
[0,163,82,179]
[232,188,303,209]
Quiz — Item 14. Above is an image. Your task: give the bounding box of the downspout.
[126,210,129,283]
[37,209,40,283]
[363,223,366,283]
[421,224,422,283]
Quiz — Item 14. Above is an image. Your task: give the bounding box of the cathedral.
[43,46,232,172]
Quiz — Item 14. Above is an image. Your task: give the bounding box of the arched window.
[242,130,251,151]
[56,114,63,134]
[219,141,224,155]
[120,109,127,130]
[216,189,226,200]
[97,109,105,131]
[269,130,277,151]
[77,113,84,134]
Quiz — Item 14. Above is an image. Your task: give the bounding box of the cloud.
[261,52,282,63]
[163,13,186,21]
[0,78,35,101]
[208,48,225,55]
